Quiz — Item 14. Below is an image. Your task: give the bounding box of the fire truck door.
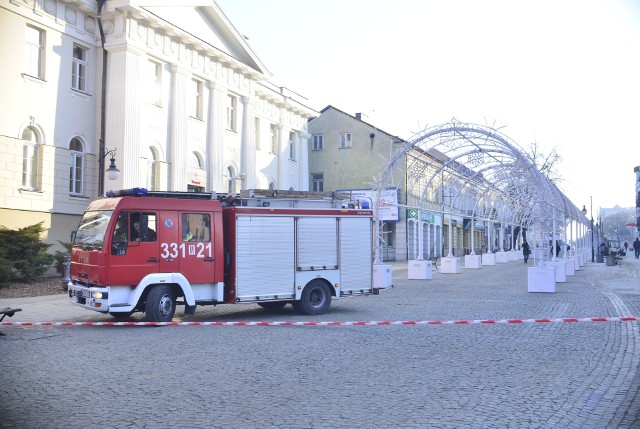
[175,212,216,284]
[157,211,180,275]
[108,212,160,285]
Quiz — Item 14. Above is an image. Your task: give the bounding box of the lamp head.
[106,156,120,181]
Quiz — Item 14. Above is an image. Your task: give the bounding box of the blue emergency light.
[106,188,148,197]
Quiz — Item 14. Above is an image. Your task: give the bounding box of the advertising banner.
[338,188,399,221]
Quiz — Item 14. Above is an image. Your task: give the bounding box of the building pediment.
[106,1,268,75]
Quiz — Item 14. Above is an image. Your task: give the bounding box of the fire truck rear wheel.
[145,285,177,322]
[297,280,332,315]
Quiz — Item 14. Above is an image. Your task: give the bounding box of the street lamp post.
[582,198,595,262]
[97,139,120,196]
[590,197,594,262]
[95,1,119,197]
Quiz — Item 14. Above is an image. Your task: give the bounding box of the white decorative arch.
[374,119,589,265]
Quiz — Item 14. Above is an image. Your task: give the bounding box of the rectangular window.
[112,212,130,254]
[312,134,323,151]
[131,212,157,242]
[191,79,203,119]
[270,124,277,154]
[254,117,261,150]
[139,153,158,191]
[182,213,211,242]
[72,44,87,92]
[226,94,237,131]
[69,152,83,195]
[312,173,324,192]
[288,131,296,161]
[25,25,44,79]
[22,143,39,189]
[339,132,352,149]
[149,60,162,105]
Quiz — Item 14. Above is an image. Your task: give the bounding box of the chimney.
[355,113,362,120]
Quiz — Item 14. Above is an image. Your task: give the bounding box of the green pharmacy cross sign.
[407,209,434,223]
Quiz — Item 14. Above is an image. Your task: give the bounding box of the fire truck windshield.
[74,210,113,250]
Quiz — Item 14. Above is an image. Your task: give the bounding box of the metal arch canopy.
[373,119,590,264]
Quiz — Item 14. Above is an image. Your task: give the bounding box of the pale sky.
[217,0,640,217]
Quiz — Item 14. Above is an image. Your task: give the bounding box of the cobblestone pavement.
[1,255,639,428]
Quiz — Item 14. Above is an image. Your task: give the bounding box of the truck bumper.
[68,283,110,313]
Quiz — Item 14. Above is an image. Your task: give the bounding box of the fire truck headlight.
[91,291,107,299]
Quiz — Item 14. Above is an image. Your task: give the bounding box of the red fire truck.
[68,188,375,322]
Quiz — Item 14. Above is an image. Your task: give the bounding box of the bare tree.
[525,141,563,184]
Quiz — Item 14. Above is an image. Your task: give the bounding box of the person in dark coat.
[633,238,640,259]
[522,240,531,263]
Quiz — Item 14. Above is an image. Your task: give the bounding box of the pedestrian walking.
[522,240,531,263]
[633,237,640,259]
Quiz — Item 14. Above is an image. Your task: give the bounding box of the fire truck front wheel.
[296,280,332,315]
[145,285,177,322]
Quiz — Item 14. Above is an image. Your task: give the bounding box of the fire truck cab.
[68,188,374,322]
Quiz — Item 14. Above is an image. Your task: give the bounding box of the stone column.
[169,64,190,191]
[297,129,310,190]
[206,81,225,192]
[240,96,255,190]
[277,123,285,189]
[105,44,144,190]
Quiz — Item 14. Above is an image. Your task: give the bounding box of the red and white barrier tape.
[1,316,639,327]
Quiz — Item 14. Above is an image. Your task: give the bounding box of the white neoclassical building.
[0,0,316,249]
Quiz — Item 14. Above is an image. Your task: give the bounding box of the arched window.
[141,147,159,191]
[226,166,235,194]
[190,151,204,169]
[187,151,206,192]
[21,126,40,190]
[150,148,158,191]
[69,138,84,195]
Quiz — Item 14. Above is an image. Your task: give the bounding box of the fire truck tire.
[257,301,288,311]
[296,280,332,315]
[145,285,177,322]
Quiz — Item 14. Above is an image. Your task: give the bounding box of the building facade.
[307,106,411,261]
[308,106,492,261]
[0,0,315,251]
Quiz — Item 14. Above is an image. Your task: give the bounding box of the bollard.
[62,255,71,290]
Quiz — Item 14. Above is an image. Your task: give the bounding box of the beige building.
[307,106,412,261]
[308,106,489,261]
[0,0,315,252]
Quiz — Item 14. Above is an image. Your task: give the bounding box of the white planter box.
[408,260,433,279]
[496,251,509,263]
[440,256,461,273]
[373,264,392,289]
[563,258,575,276]
[464,254,482,269]
[570,256,580,271]
[528,266,556,293]
[508,251,520,261]
[482,253,496,266]
[546,261,567,283]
